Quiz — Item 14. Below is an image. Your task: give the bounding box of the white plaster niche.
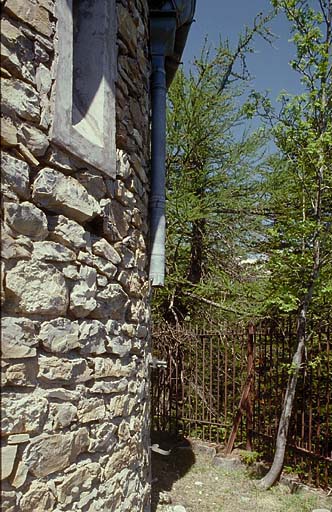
[52,0,116,176]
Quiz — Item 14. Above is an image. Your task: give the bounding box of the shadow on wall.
[151,431,196,512]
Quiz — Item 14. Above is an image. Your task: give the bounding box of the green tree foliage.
[153,18,274,324]
[256,0,332,489]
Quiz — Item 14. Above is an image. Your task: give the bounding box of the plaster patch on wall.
[51,0,117,176]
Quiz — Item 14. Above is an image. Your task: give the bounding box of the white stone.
[70,266,97,318]
[39,318,80,353]
[19,481,55,511]
[92,238,121,265]
[1,445,18,480]
[33,241,76,261]
[1,317,38,358]
[107,335,132,357]
[19,124,49,157]
[42,388,80,401]
[75,170,106,200]
[1,153,30,199]
[90,284,128,320]
[52,403,77,429]
[8,434,30,444]
[78,320,107,354]
[1,230,33,260]
[5,261,68,316]
[94,358,135,379]
[48,215,90,250]
[90,378,128,394]
[38,355,92,383]
[77,398,106,423]
[23,428,89,477]
[36,63,52,94]
[2,78,40,122]
[1,393,48,435]
[32,168,101,223]
[11,461,29,488]
[57,463,100,505]
[5,201,48,240]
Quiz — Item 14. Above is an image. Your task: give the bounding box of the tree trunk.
[258,309,306,489]
[188,218,206,284]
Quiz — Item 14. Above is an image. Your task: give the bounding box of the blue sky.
[182,0,302,106]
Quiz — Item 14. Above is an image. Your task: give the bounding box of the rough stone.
[4,360,37,387]
[36,63,52,95]
[43,388,80,402]
[1,316,38,358]
[89,424,117,453]
[89,378,128,394]
[38,355,92,383]
[212,456,243,470]
[1,393,48,435]
[107,335,132,357]
[78,320,108,354]
[18,124,49,157]
[101,199,131,242]
[52,403,77,429]
[104,445,131,479]
[23,428,89,477]
[32,168,101,223]
[1,445,18,480]
[11,461,29,489]
[0,116,18,147]
[5,0,53,37]
[1,18,35,83]
[77,398,106,423]
[2,78,40,122]
[94,358,135,379]
[69,266,97,318]
[75,170,106,200]
[5,201,48,240]
[19,481,55,511]
[57,463,100,505]
[33,241,76,261]
[5,261,69,316]
[39,318,80,353]
[48,215,90,250]
[118,4,138,56]
[1,153,30,199]
[1,230,33,260]
[92,238,121,265]
[8,434,30,444]
[0,491,17,512]
[90,284,128,321]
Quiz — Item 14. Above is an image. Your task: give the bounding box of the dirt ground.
[151,434,332,512]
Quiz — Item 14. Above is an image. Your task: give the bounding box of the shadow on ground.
[151,431,196,512]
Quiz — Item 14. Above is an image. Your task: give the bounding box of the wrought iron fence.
[151,319,332,488]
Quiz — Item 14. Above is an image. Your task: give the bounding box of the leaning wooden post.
[246,323,255,451]
[225,323,255,455]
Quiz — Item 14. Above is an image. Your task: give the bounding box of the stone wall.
[1,0,152,510]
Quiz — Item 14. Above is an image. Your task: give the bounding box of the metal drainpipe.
[149,12,177,287]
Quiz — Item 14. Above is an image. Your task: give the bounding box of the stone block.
[1,393,48,435]
[48,214,90,250]
[19,481,55,511]
[38,355,92,383]
[77,398,106,423]
[78,320,108,354]
[6,0,53,37]
[2,78,40,122]
[5,261,68,316]
[51,403,77,429]
[89,283,128,321]
[32,168,101,223]
[57,462,100,505]
[0,116,18,147]
[1,445,18,480]
[18,124,49,157]
[33,241,76,261]
[39,318,80,353]
[1,317,38,358]
[92,237,121,265]
[4,360,37,387]
[22,428,89,477]
[1,230,33,260]
[94,357,135,379]
[69,267,97,318]
[5,201,48,240]
[75,170,107,200]
[1,153,30,199]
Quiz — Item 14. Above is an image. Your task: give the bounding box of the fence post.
[246,323,255,451]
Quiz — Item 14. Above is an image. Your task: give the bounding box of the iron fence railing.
[151,319,332,489]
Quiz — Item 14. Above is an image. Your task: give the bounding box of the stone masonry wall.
[1,0,152,510]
